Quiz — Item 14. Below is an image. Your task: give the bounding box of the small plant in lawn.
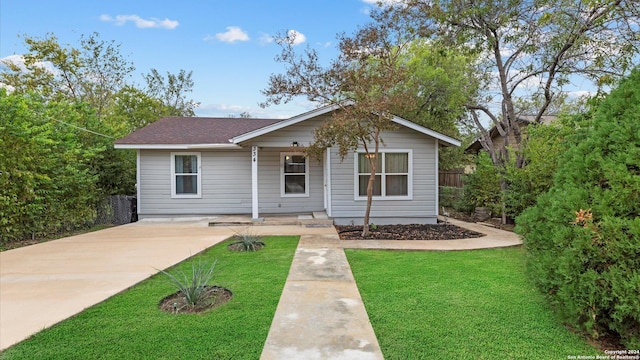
[157,258,219,310]
[229,228,265,252]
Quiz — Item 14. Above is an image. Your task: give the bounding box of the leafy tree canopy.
[385,0,639,166]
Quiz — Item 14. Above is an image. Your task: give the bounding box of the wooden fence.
[439,169,465,188]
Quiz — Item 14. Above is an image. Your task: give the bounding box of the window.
[281,153,309,197]
[171,152,201,198]
[355,150,411,200]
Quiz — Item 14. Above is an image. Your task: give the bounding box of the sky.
[0,0,386,119]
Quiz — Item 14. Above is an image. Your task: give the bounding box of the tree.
[262,24,425,236]
[503,108,594,218]
[382,0,639,222]
[0,90,100,241]
[389,0,639,167]
[515,68,640,348]
[393,41,479,170]
[0,32,135,118]
[143,69,198,116]
[106,85,170,134]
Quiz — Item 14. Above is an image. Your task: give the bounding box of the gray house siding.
[138,149,253,218]
[137,146,324,219]
[329,126,438,225]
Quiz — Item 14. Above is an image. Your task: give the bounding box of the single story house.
[114,104,460,225]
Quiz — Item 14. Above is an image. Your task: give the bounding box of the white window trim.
[354,149,413,201]
[280,152,309,198]
[170,152,202,199]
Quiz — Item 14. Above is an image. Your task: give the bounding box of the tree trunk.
[362,134,381,237]
[362,161,375,237]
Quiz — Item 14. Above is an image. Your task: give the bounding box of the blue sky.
[0,0,384,118]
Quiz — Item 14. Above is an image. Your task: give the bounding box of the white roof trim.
[231,104,341,144]
[114,143,242,150]
[230,103,460,147]
[391,116,461,147]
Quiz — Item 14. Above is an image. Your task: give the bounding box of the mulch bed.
[336,223,485,240]
[158,286,233,314]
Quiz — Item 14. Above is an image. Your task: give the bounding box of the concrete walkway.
[261,231,383,360]
[0,217,521,355]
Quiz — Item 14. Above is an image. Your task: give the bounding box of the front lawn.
[346,247,602,359]
[1,236,299,359]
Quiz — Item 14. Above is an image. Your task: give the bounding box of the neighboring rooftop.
[465,114,557,154]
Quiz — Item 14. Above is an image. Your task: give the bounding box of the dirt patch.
[336,223,485,240]
[158,286,232,314]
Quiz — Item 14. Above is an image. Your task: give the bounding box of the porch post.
[251,146,259,220]
[435,140,439,217]
[325,147,332,217]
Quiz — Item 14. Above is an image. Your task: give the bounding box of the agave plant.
[229,228,265,252]
[157,258,218,307]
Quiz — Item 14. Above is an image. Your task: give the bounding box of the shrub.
[158,258,218,308]
[503,115,580,218]
[229,229,265,252]
[516,68,640,348]
[438,186,464,209]
[461,152,502,216]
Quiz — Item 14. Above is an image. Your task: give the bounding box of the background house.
[465,115,557,155]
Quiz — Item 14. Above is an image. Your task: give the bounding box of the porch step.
[209,213,333,227]
[297,215,334,227]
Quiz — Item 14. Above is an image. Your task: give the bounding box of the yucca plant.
[229,228,265,252]
[157,258,218,308]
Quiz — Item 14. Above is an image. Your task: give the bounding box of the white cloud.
[1,54,28,72]
[258,33,274,45]
[567,90,594,98]
[361,0,407,7]
[1,54,58,74]
[0,82,15,92]
[287,30,306,45]
[100,14,179,29]
[214,26,250,43]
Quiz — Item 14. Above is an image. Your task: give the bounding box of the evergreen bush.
[516,69,640,348]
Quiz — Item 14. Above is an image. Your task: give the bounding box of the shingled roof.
[115,117,284,146]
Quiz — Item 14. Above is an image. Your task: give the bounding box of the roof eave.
[114,143,242,150]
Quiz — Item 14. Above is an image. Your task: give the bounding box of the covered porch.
[248,145,332,221]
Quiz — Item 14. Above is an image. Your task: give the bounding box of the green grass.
[1,236,299,360]
[345,247,602,359]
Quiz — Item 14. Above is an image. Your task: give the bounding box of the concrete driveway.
[0,220,239,350]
